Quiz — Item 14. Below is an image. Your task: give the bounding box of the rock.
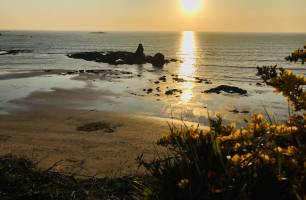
[230,109,240,114]
[67,71,77,75]
[0,49,32,55]
[230,109,250,114]
[165,89,183,95]
[170,58,182,63]
[134,43,146,63]
[173,77,187,82]
[147,88,153,94]
[154,81,160,84]
[135,43,144,56]
[159,76,167,82]
[241,110,250,114]
[151,53,166,67]
[204,85,247,95]
[68,45,176,67]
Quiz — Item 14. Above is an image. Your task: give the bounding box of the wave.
[200,64,306,71]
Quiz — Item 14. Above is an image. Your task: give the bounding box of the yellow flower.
[297,74,305,81]
[231,154,241,165]
[289,126,298,133]
[234,143,241,151]
[260,153,271,163]
[191,133,200,140]
[177,178,190,189]
[200,130,209,137]
[284,146,297,156]
[254,114,264,121]
[159,134,170,144]
[275,147,283,153]
[286,70,293,76]
[189,126,196,133]
[228,123,236,129]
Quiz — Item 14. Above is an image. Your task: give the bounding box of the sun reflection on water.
[179,31,197,103]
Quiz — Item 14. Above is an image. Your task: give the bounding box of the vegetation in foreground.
[286,44,306,64]
[137,66,305,200]
[0,66,305,200]
[0,155,141,200]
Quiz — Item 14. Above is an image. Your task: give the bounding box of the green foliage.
[138,67,306,200]
[285,45,306,64]
[0,155,139,200]
[257,66,306,111]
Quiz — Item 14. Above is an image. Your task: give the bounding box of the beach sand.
[0,106,204,177]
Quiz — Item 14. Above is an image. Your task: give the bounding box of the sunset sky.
[0,0,306,32]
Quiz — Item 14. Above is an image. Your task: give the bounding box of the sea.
[0,31,305,125]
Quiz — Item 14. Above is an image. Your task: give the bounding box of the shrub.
[138,66,306,200]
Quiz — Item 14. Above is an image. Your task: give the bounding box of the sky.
[0,0,306,32]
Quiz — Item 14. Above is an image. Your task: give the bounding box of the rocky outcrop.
[204,85,247,95]
[67,44,178,67]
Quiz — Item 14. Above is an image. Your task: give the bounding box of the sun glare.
[178,31,197,103]
[181,0,201,14]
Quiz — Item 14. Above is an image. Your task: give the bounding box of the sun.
[181,0,201,14]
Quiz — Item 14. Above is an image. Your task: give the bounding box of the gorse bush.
[285,45,306,64]
[138,66,306,200]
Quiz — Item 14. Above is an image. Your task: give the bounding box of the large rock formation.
[67,44,178,67]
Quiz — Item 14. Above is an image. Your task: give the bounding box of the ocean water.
[0,31,305,124]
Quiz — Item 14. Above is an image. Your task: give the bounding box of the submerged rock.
[68,44,176,67]
[165,89,183,95]
[159,76,167,82]
[204,85,247,95]
[229,109,250,114]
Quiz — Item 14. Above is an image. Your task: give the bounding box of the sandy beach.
[0,66,290,177]
[0,76,207,178]
[0,107,178,177]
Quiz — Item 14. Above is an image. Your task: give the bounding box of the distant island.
[90,32,106,34]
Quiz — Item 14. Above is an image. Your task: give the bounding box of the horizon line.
[1,29,306,34]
